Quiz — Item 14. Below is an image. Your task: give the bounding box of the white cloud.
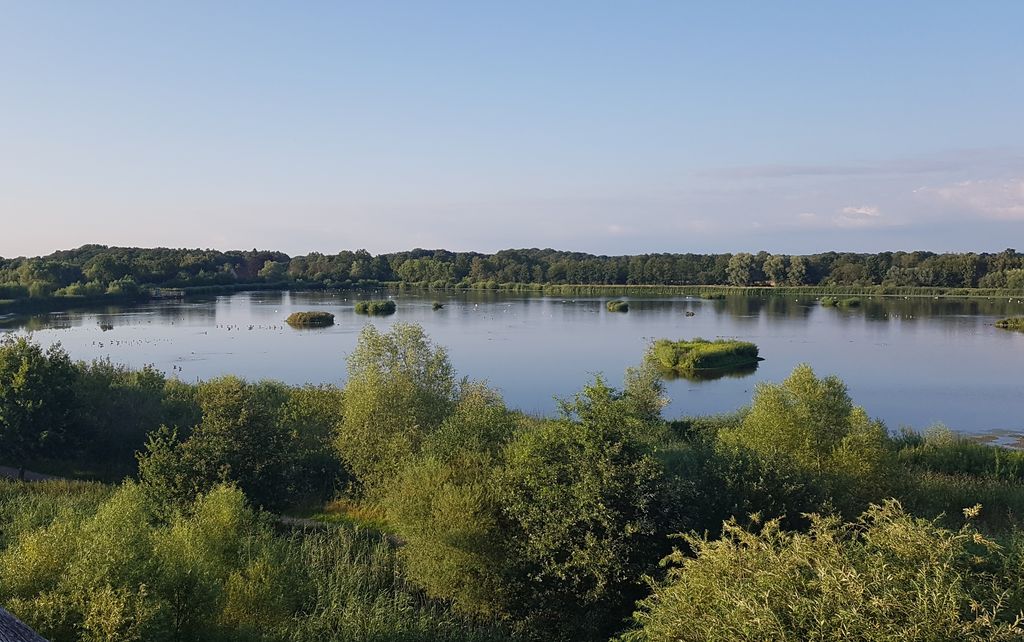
[916,177,1024,220]
[835,205,883,228]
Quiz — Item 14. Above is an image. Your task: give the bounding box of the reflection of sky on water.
[2,291,1023,436]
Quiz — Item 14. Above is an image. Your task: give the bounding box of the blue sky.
[2,1,1022,257]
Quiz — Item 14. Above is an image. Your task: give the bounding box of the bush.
[606,300,629,312]
[716,364,897,516]
[646,338,759,373]
[355,300,397,315]
[285,311,335,327]
[622,501,1024,641]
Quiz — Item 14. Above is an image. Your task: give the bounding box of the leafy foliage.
[623,502,1024,641]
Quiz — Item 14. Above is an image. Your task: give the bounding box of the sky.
[2,1,1023,258]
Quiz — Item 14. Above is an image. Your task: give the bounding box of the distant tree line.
[1,245,1023,299]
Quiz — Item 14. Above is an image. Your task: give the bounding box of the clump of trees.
[3,245,1022,302]
[354,300,397,315]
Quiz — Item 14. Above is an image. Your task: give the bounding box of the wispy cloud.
[835,205,884,228]
[916,177,1024,220]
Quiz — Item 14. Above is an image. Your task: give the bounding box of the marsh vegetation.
[646,338,760,375]
[285,311,335,327]
[606,299,629,312]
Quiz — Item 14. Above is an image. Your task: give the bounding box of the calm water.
[3,290,1023,437]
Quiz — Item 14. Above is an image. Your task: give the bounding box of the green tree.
[787,255,808,285]
[717,364,895,516]
[336,323,458,494]
[762,254,788,285]
[726,253,755,286]
[0,337,75,479]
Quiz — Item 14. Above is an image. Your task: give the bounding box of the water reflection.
[655,361,760,383]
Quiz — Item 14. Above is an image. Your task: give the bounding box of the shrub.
[622,501,1024,642]
[606,300,629,312]
[355,300,397,315]
[285,311,335,327]
[716,364,897,516]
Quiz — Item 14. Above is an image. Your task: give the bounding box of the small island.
[286,311,335,328]
[995,317,1024,331]
[646,338,761,375]
[820,296,861,308]
[606,300,629,312]
[355,300,397,315]
[432,301,445,310]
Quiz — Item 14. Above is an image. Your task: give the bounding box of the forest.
[2,246,1023,303]
[3,327,1024,641]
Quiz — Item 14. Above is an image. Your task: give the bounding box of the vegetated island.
[285,311,335,328]
[606,300,629,312]
[355,300,396,315]
[820,296,862,308]
[646,338,761,377]
[995,317,1024,330]
[432,301,445,310]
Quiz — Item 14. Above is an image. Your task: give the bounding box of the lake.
[2,290,1023,438]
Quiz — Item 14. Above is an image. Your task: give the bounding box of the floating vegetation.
[432,301,445,310]
[355,300,397,315]
[820,296,862,308]
[606,300,630,312]
[286,311,335,328]
[646,338,761,376]
[995,317,1024,331]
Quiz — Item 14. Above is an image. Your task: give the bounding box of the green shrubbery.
[623,501,1024,641]
[355,300,397,315]
[606,299,629,312]
[285,311,335,327]
[7,329,1024,641]
[646,338,759,374]
[0,481,509,642]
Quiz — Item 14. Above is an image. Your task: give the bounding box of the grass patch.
[606,299,629,312]
[820,296,862,307]
[995,317,1024,330]
[355,300,397,315]
[646,338,760,374]
[286,311,336,327]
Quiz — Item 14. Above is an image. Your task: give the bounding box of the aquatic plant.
[355,300,397,315]
[820,296,861,308]
[646,338,760,374]
[994,317,1024,330]
[606,300,630,312]
[286,311,335,327]
[432,301,445,310]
